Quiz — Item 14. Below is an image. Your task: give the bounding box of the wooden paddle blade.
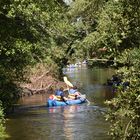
[63,76,73,87]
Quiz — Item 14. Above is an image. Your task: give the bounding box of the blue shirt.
[55,90,64,96]
[69,89,77,94]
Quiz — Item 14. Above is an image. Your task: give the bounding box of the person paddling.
[68,86,81,100]
[63,76,90,105]
[55,87,68,101]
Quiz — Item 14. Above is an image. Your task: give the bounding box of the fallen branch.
[31,71,50,83]
[22,83,53,96]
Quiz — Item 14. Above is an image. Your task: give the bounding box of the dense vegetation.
[0,0,140,139]
[0,0,72,137]
[0,102,7,138]
[67,0,140,139]
[0,1,75,104]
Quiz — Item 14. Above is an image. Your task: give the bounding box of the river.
[5,67,114,140]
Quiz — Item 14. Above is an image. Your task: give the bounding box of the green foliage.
[0,0,71,109]
[106,48,140,140]
[62,0,106,60]
[0,0,72,135]
[68,0,106,21]
[68,0,140,139]
[68,0,140,60]
[0,102,8,139]
[96,1,140,139]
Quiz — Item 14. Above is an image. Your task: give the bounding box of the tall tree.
[0,0,73,110]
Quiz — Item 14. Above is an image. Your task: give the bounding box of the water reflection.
[47,105,110,140]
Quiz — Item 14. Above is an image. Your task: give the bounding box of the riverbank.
[10,74,67,113]
[21,75,66,96]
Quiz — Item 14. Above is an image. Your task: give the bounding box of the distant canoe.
[67,64,78,68]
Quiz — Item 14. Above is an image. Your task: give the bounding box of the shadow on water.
[5,67,114,140]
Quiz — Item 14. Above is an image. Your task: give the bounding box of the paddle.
[63,76,73,87]
[63,76,90,105]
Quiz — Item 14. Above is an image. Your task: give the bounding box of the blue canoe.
[47,97,86,107]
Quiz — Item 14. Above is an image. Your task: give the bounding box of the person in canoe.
[47,77,89,107]
[63,76,81,100]
[55,87,68,101]
[68,86,81,100]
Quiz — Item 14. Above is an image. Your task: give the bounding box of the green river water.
[5,67,114,140]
